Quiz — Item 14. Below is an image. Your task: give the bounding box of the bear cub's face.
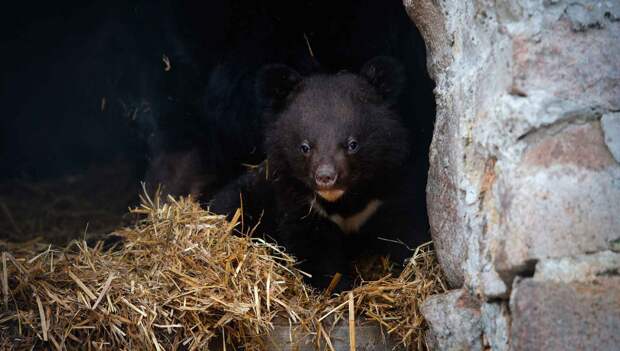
[258,57,410,202]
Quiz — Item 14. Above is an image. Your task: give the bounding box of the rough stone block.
[494,121,620,278]
[564,1,620,31]
[421,289,482,351]
[601,112,620,162]
[512,12,620,110]
[534,251,620,283]
[481,302,510,351]
[510,277,620,351]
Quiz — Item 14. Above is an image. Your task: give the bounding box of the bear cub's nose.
[315,164,338,188]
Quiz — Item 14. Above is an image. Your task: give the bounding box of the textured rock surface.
[406,0,620,290]
[510,277,620,351]
[534,251,620,283]
[404,0,465,288]
[602,112,620,162]
[421,290,482,351]
[481,302,510,351]
[493,121,620,280]
[404,0,620,349]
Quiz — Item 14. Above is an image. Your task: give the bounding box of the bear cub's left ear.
[360,56,406,104]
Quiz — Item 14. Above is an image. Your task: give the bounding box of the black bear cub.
[211,57,429,290]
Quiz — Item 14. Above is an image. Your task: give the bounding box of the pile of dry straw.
[0,191,446,350]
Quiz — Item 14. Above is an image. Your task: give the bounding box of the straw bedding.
[0,191,446,350]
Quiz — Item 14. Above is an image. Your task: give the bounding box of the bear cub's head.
[257,57,410,203]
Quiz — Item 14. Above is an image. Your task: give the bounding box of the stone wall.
[403,0,620,349]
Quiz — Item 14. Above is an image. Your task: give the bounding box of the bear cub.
[210,57,429,290]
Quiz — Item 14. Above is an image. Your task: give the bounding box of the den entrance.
[1,1,438,349]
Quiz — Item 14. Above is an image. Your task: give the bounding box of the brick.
[421,290,482,350]
[510,277,620,351]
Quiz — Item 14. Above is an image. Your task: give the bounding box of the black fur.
[210,57,429,290]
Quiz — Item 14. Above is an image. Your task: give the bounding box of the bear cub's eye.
[300,141,311,155]
[347,137,359,154]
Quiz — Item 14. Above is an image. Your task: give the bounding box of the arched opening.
[0,1,442,348]
[0,0,437,256]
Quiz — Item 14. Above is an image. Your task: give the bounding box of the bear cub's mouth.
[316,189,345,202]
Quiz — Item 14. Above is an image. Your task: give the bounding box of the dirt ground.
[0,161,140,246]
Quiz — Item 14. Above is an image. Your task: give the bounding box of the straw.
[0,191,446,350]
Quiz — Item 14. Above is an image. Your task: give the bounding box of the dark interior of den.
[0,1,436,289]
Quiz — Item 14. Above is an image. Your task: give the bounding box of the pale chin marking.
[317,189,345,202]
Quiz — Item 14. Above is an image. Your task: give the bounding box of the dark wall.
[0,1,160,179]
[0,1,435,205]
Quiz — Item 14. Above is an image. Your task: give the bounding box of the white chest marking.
[312,199,383,234]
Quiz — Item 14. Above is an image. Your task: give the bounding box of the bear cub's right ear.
[255,64,302,110]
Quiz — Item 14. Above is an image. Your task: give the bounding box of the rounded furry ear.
[255,64,302,110]
[360,56,405,104]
